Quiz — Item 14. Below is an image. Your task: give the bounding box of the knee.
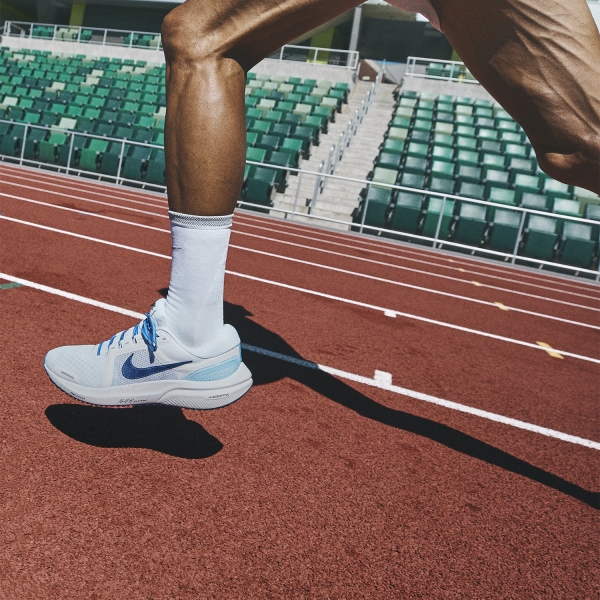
[535,136,600,194]
[161,2,222,64]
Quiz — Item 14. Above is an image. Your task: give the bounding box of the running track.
[1,163,598,598]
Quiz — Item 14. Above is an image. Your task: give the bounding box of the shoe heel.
[159,379,252,410]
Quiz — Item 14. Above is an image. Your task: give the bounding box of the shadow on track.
[45,293,599,508]
[45,404,223,459]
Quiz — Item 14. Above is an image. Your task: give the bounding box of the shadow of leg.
[45,404,223,459]
[244,352,599,509]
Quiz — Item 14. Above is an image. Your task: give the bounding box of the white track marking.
[235,213,600,294]
[0,272,144,319]
[1,270,597,450]
[231,245,600,330]
[0,166,168,206]
[2,171,597,299]
[0,179,168,213]
[2,194,597,329]
[234,221,600,301]
[233,230,600,312]
[2,192,597,313]
[2,215,598,363]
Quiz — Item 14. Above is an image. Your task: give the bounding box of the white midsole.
[45,362,253,407]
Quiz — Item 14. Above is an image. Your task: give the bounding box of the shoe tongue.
[149,298,167,328]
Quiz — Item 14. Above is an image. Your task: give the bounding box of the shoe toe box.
[44,344,106,388]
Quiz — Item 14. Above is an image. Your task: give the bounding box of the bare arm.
[430,0,600,193]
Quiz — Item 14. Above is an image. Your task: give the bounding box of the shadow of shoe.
[45,404,223,459]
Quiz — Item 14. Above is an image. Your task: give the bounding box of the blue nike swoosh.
[122,354,193,380]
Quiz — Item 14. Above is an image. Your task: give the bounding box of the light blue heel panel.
[183,355,241,382]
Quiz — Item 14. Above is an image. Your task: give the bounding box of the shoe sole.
[44,362,253,410]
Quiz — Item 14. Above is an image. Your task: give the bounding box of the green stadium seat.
[486,208,522,254]
[457,181,485,200]
[558,222,597,269]
[244,166,277,208]
[354,186,391,233]
[430,160,454,180]
[431,145,453,162]
[488,187,517,205]
[422,197,455,240]
[375,152,401,170]
[543,178,572,202]
[372,167,397,186]
[433,133,454,147]
[450,201,488,247]
[552,198,580,217]
[403,156,428,175]
[388,191,425,235]
[406,142,428,159]
[400,172,426,189]
[520,192,548,211]
[428,176,455,195]
[381,139,405,155]
[455,164,482,184]
[584,204,600,221]
[520,214,559,261]
[456,149,479,166]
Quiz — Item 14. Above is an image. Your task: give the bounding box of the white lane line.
[235,220,600,301]
[3,165,599,298]
[0,179,168,214]
[242,344,600,450]
[2,191,597,313]
[2,194,597,329]
[1,270,597,450]
[2,215,599,364]
[0,166,168,206]
[3,173,597,301]
[232,245,600,330]
[236,213,600,295]
[233,230,600,313]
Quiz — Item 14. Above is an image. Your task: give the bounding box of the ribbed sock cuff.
[168,211,233,229]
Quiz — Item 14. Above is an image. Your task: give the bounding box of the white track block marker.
[374,370,393,385]
[384,309,397,318]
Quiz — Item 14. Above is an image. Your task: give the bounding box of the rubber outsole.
[44,362,253,410]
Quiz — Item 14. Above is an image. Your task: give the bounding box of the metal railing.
[3,21,360,70]
[269,44,359,70]
[3,21,163,50]
[1,115,597,280]
[405,56,479,85]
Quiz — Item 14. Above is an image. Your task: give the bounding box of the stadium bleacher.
[0,46,349,208]
[353,90,600,271]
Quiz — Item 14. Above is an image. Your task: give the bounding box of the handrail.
[405,56,480,85]
[2,21,360,69]
[0,114,597,279]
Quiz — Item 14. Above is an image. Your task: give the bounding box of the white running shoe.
[44,299,253,409]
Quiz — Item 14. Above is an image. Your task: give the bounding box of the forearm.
[431,0,600,193]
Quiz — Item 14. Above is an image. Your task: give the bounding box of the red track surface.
[1,163,599,598]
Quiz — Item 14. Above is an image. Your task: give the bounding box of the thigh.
[165,0,363,69]
[429,0,600,189]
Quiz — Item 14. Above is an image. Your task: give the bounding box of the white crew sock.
[165,211,232,352]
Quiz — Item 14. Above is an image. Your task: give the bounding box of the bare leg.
[161,0,362,216]
[431,0,600,193]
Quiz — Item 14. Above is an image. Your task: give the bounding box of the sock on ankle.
[165,211,232,352]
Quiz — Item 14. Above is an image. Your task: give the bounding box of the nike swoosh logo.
[121,354,193,380]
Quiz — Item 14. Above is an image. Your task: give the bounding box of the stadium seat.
[520,214,560,261]
[422,197,455,240]
[450,202,488,247]
[486,208,522,254]
[558,222,597,269]
[388,191,425,235]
